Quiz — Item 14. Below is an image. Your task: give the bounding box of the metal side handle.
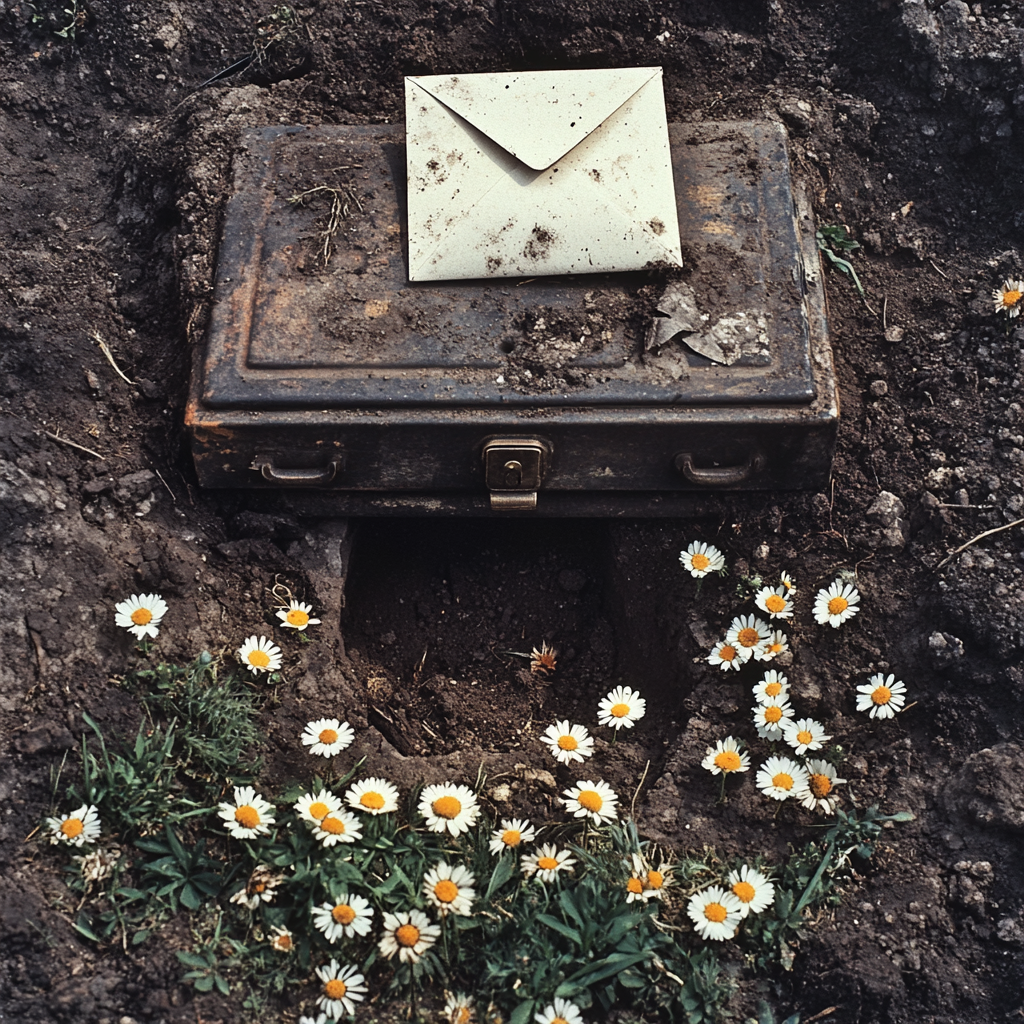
[251,455,343,486]
[674,451,765,486]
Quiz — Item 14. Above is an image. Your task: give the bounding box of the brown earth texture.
[3,1,1024,1022]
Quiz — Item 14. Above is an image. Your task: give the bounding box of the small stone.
[884,325,905,343]
[869,379,889,397]
[752,542,770,562]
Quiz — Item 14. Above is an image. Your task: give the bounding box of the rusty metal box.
[186,121,836,515]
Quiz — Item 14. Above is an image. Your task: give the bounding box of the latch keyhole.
[503,459,523,487]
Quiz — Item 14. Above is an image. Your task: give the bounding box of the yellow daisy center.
[396,923,420,947]
[765,594,786,613]
[767,642,783,654]
[732,880,756,904]
[771,772,793,791]
[309,801,329,820]
[60,817,84,838]
[737,627,760,647]
[627,877,644,894]
[324,979,347,999]
[872,686,892,705]
[274,933,293,950]
[456,1010,471,1024]
[248,649,270,668]
[714,750,741,772]
[552,1018,569,1024]
[234,805,260,829]
[704,902,728,923]
[320,815,346,835]
[318,728,338,744]
[765,681,782,697]
[333,903,356,924]
[609,703,630,718]
[718,645,737,662]
[1003,289,1021,307]
[558,734,578,750]
[253,882,266,893]
[810,774,832,798]
[764,706,782,724]
[360,791,385,810]
[646,870,664,889]
[502,829,521,846]
[434,879,459,903]
[691,552,710,571]
[130,607,153,625]
[432,795,462,819]
[827,595,848,615]
[796,730,813,745]
[537,856,559,871]
[286,608,309,626]
[577,789,603,812]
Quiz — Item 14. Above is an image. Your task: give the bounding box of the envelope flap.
[409,67,663,171]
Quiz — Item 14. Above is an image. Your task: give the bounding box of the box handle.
[674,451,765,486]
[251,456,343,486]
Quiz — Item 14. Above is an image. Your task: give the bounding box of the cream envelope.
[404,67,683,281]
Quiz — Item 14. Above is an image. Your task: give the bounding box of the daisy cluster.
[540,685,646,767]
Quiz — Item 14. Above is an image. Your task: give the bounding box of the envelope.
[404,67,683,281]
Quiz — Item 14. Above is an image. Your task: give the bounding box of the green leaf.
[215,974,230,996]
[132,930,150,946]
[509,1000,535,1024]
[176,951,211,969]
[165,825,188,864]
[558,889,585,929]
[888,810,915,822]
[180,882,201,910]
[485,854,515,900]
[194,974,214,993]
[73,913,101,942]
[536,913,581,946]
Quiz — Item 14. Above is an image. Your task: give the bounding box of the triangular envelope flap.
[409,67,662,171]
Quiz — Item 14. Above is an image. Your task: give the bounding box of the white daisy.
[687,886,743,941]
[269,925,294,952]
[345,777,400,815]
[993,278,1024,317]
[679,540,726,577]
[727,865,775,918]
[761,629,790,661]
[276,599,321,630]
[312,892,374,942]
[701,736,750,776]
[625,872,646,903]
[752,696,795,741]
[301,718,355,757]
[418,783,481,837]
[237,635,282,675]
[299,1015,327,1024]
[293,788,343,828]
[726,614,772,661]
[521,843,576,882]
[597,685,646,730]
[856,673,907,719]
[217,786,276,839]
[800,759,848,815]
[444,992,474,1024]
[813,580,860,628]
[779,571,797,594]
[316,960,367,1018]
[534,997,584,1024]
[752,669,790,704]
[488,817,537,855]
[229,864,285,909]
[754,585,794,620]
[755,756,810,802]
[313,810,363,847]
[114,593,168,640]
[423,862,476,917]
[561,780,618,824]
[46,804,101,847]
[780,717,830,755]
[541,720,594,764]
[378,909,440,963]
[642,861,672,900]
[707,640,749,671]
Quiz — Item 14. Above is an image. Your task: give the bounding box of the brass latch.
[482,438,549,510]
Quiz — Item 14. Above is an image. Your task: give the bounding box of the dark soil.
[3,1,1024,1022]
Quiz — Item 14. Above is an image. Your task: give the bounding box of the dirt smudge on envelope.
[522,225,556,262]
[648,217,666,235]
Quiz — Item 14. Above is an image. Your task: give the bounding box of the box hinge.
[482,438,550,510]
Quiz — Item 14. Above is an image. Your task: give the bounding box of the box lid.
[198,121,817,412]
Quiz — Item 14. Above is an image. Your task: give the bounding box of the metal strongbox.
[187,121,837,514]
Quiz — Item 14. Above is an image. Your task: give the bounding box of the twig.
[804,1007,840,1023]
[882,294,887,330]
[153,467,177,503]
[287,184,363,266]
[40,429,105,460]
[935,516,1024,570]
[928,259,949,280]
[90,332,136,385]
[938,503,993,510]
[630,759,651,820]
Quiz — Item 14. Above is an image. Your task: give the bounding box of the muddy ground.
[3,0,1024,1021]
